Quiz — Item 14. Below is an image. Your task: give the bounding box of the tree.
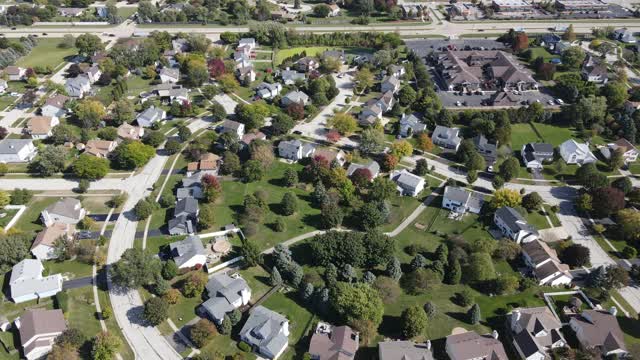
[331,283,384,327]
[242,160,265,182]
[359,202,386,229]
[186,59,209,87]
[491,188,522,208]
[498,157,519,181]
[410,254,427,271]
[220,151,241,175]
[605,266,630,290]
[133,198,155,220]
[183,272,208,297]
[235,102,270,130]
[414,159,429,176]
[250,141,275,169]
[199,204,216,230]
[109,248,161,288]
[321,202,344,228]
[618,208,640,241]
[162,260,178,280]
[562,46,586,69]
[387,257,402,281]
[563,24,576,41]
[561,244,590,268]
[329,112,357,135]
[283,168,298,187]
[287,102,305,121]
[190,319,217,348]
[277,192,298,216]
[354,68,374,93]
[467,170,478,185]
[360,128,385,154]
[111,141,156,170]
[29,146,67,176]
[493,275,519,295]
[228,309,242,326]
[178,125,192,142]
[75,100,106,128]
[143,131,165,148]
[50,124,77,145]
[391,140,413,158]
[72,154,109,180]
[469,303,481,324]
[401,306,428,339]
[219,315,232,335]
[240,238,262,267]
[575,193,593,213]
[91,332,121,360]
[48,343,79,360]
[608,148,625,171]
[602,81,628,109]
[466,252,496,282]
[415,132,433,152]
[10,189,33,205]
[402,268,440,295]
[522,192,543,211]
[0,233,30,271]
[270,267,283,286]
[398,85,417,106]
[465,152,486,172]
[75,33,104,56]
[112,99,135,126]
[612,177,632,195]
[144,297,168,325]
[271,113,295,135]
[591,187,625,218]
[218,73,239,93]
[363,271,376,285]
[444,258,461,284]
[622,246,637,259]
[382,154,398,171]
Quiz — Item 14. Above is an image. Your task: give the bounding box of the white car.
[548,99,554,105]
[555,98,564,105]
[455,101,462,107]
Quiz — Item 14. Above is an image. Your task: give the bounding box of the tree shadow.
[301,213,323,229]
[378,314,402,338]
[126,305,151,327]
[445,311,470,324]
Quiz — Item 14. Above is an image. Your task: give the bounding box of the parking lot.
[437,88,558,108]
[405,39,506,58]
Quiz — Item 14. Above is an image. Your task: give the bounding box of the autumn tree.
[329,112,357,135]
[491,188,522,209]
[415,132,433,152]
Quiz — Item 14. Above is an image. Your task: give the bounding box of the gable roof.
[44,94,69,109]
[495,206,538,235]
[570,310,627,354]
[31,223,75,250]
[446,331,508,360]
[169,235,205,267]
[522,240,560,265]
[175,197,199,217]
[0,139,33,155]
[240,306,289,355]
[346,160,380,178]
[18,309,66,348]
[44,198,83,220]
[27,116,56,135]
[203,273,250,320]
[432,125,462,146]
[309,323,359,360]
[379,340,434,360]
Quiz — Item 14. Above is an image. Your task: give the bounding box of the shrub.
[238,341,251,352]
[101,307,112,320]
[56,291,69,312]
[77,179,90,193]
[622,246,637,259]
[190,319,217,348]
[456,288,474,307]
[164,289,181,304]
[143,297,169,326]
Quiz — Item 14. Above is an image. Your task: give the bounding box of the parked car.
[77,231,93,239]
[555,98,564,105]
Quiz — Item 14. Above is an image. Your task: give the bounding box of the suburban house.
[559,139,597,166]
[358,102,383,127]
[0,79,7,93]
[136,106,167,128]
[390,169,426,197]
[0,139,37,162]
[281,90,310,107]
[569,309,627,357]
[494,206,539,243]
[308,322,359,360]
[173,38,190,53]
[398,113,427,138]
[241,132,267,148]
[445,330,508,360]
[41,198,85,227]
[295,57,319,72]
[521,240,573,286]
[380,75,401,94]
[442,186,484,215]
[202,273,251,324]
[237,65,256,83]
[509,307,566,360]
[539,33,561,52]
[25,116,59,139]
[159,68,180,83]
[323,50,346,63]
[378,340,434,360]
[10,259,63,303]
[314,148,346,166]
[600,138,638,163]
[280,69,306,85]
[238,38,257,51]
[472,135,498,170]
[40,94,69,118]
[65,75,91,98]
[581,55,608,84]
[58,7,84,16]
[256,82,283,99]
[389,64,406,78]
[346,160,381,179]
[521,143,554,170]
[168,197,200,235]
[5,66,26,81]
[84,65,102,84]
[328,3,341,16]
[168,214,195,235]
[186,152,220,177]
[16,309,67,360]
[169,235,206,269]
[31,223,76,261]
[117,123,145,141]
[219,120,245,139]
[239,306,289,359]
[278,139,315,161]
[84,140,116,158]
[175,197,200,219]
[177,171,212,200]
[431,125,462,151]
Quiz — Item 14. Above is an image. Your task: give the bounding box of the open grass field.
[510,122,575,151]
[274,46,373,65]
[16,38,77,69]
[65,287,103,340]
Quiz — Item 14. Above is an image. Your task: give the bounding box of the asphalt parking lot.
[405,39,506,58]
[437,89,557,108]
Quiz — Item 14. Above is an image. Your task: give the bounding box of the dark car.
[77,231,94,239]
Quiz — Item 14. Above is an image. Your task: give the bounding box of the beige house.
[31,223,76,261]
[26,116,60,139]
[84,140,116,158]
[16,309,67,360]
[117,123,145,141]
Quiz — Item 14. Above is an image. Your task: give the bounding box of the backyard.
[16,38,77,69]
[274,46,373,66]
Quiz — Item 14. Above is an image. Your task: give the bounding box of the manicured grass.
[274,46,373,65]
[65,287,103,340]
[44,259,93,279]
[16,38,77,69]
[0,95,16,111]
[145,235,185,257]
[117,6,138,18]
[543,205,561,227]
[532,122,577,147]
[0,208,19,228]
[13,197,58,234]
[81,196,112,214]
[524,208,552,230]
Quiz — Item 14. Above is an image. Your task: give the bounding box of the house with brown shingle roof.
[509,307,566,360]
[26,116,60,139]
[41,94,69,118]
[5,66,26,81]
[569,309,627,357]
[84,140,116,158]
[600,138,639,163]
[308,322,359,360]
[521,240,572,286]
[378,340,434,360]
[31,222,75,261]
[314,148,346,166]
[16,309,67,360]
[445,330,508,360]
[117,123,145,141]
[186,152,220,177]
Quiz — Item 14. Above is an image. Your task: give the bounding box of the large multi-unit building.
[555,0,608,12]
[492,0,533,12]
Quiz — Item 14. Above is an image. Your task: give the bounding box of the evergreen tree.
[313,182,328,205]
[301,282,314,302]
[219,315,232,334]
[289,262,304,287]
[435,244,448,264]
[444,258,462,285]
[410,254,427,271]
[270,267,283,286]
[341,264,357,283]
[469,304,481,324]
[363,271,376,284]
[228,309,242,326]
[586,266,608,288]
[424,302,437,319]
[325,263,338,288]
[387,257,403,281]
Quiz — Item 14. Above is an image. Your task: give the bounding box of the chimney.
[610,306,618,316]
[511,309,521,329]
[426,340,431,350]
[492,330,499,339]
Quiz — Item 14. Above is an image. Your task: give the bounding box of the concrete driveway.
[213,93,238,115]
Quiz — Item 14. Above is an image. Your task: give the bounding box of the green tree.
[469,303,481,324]
[360,128,385,154]
[133,198,155,220]
[111,141,156,170]
[491,188,522,208]
[465,152,486,172]
[221,151,241,175]
[280,192,298,216]
[391,140,413,158]
[498,157,519,181]
[331,283,384,327]
[522,192,543,211]
[401,306,428,339]
[313,3,331,17]
[190,319,217,348]
[283,168,298,187]
[0,233,30,271]
[271,113,295,135]
[72,154,109,180]
[561,46,586,69]
[112,99,135,126]
[109,248,161,288]
[242,160,265,182]
[240,238,262,267]
[162,260,178,280]
[198,204,216,230]
[444,258,461,285]
[354,68,374,93]
[576,163,608,190]
[29,146,67,176]
[466,252,496,282]
[75,33,104,56]
[75,100,106,128]
[144,297,169,326]
[601,81,628,109]
[219,315,232,335]
[186,59,209,87]
[270,267,283,286]
[329,112,357,135]
[91,332,121,360]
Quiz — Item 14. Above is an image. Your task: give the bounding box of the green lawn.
[0,208,19,228]
[13,197,58,234]
[274,46,373,66]
[81,196,112,214]
[524,208,552,230]
[16,38,77,69]
[44,258,93,279]
[117,6,137,18]
[65,287,103,340]
[0,95,16,111]
[510,122,575,151]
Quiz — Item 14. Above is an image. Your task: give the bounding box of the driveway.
[213,93,238,115]
[63,276,94,290]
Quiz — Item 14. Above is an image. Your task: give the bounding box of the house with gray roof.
[390,169,425,197]
[239,306,289,359]
[281,90,309,107]
[10,259,63,304]
[280,69,305,85]
[613,28,636,43]
[159,67,180,84]
[494,206,538,244]
[41,197,85,227]
[569,309,627,357]
[168,214,195,235]
[169,235,206,269]
[202,273,251,324]
[431,125,462,151]
[16,309,66,360]
[176,186,203,200]
[442,186,484,215]
[309,322,359,360]
[389,64,406,78]
[472,135,498,170]
[521,143,554,170]
[0,139,37,163]
[559,139,597,166]
[136,106,166,128]
[446,330,508,360]
[64,75,91,98]
[347,160,380,179]
[175,197,199,218]
[169,197,199,235]
[398,113,427,138]
[509,307,566,360]
[381,75,401,94]
[278,139,315,161]
[219,120,245,139]
[256,82,283,99]
[378,340,434,360]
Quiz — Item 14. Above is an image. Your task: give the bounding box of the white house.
[65,75,91,98]
[169,235,206,269]
[31,223,75,261]
[442,186,484,215]
[40,95,69,118]
[328,3,341,16]
[380,75,401,94]
[0,79,7,93]
[16,309,67,360]
[281,90,310,107]
[559,139,597,166]
[5,66,26,81]
[0,139,37,163]
[256,82,283,99]
[219,120,245,139]
[521,143,554,170]
[159,68,180,84]
[510,307,566,360]
[521,240,573,286]
[136,106,166,128]
[238,38,257,51]
[202,273,251,324]
[600,138,638,163]
[346,160,381,179]
[26,116,59,139]
[10,259,63,303]
[494,206,539,244]
[432,126,462,151]
[278,139,315,161]
[41,198,86,227]
[85,65,102,84]
[390,169,425,197]
[239,306,289,359]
